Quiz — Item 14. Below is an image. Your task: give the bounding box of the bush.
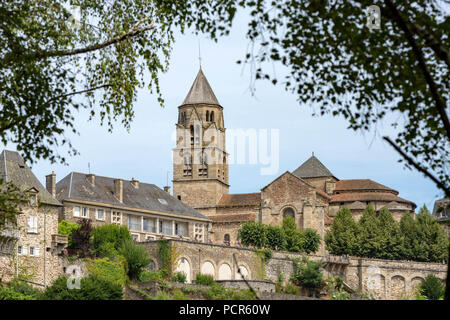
[91,224,131,257]
[194,274,215,286]
[283,283,300,295]
[139,270,165,282]
[291,257,323,290]
[85,257,128,287]
[6,279,42,299]
[71,219,93,257]
[170,272,187,283]
[0,286,37,300]
[265,225,287,250]
[120,239,150,279]
[419,274,445,300]
[238,221,267,248]
[302,228,321,254]
[58,220,80,248]
[42,275,123,300]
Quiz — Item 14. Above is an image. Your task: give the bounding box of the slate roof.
[182,68,220,106]
[292,155,335,179]
[0,150,61,206]
[335,179,398,194]
[217,193,261,207]
[56,172,209,220]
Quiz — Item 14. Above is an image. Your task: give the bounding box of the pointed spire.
[292,154,335,178]
[182,68,220,106]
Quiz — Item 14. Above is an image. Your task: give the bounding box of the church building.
[172,68,416,249]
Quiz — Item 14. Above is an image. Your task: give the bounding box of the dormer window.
[158,199,168,205]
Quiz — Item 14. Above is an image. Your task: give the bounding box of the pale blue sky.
[2,11,445,211]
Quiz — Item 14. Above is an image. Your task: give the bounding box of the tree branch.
[43,84,111,105]
[3,17,155,63]
[383,136,450,198]
[384,0,450,142]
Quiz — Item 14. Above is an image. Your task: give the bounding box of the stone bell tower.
[172,68,229,215]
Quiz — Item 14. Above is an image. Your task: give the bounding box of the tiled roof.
[315,188,331,200]
[182,68,220,106]
[56,172,209,220]
[346,201,367,210]
[209,213,254,223]
[292,155,335,179]
[0,150,61,206]
[335,179,397,194]
[217,193,261,207]
[330,192,415,207]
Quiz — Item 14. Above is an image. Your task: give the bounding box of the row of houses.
[0,149,212,287]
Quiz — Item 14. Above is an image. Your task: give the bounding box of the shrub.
[282,216,305,252]
[139,270,164,282]
[265,225,287,250]
[42,275,123,300]
[283,283,300,295]
[91,224,131,257]
[7,279,42,299]
[170,272,187,283]
[238,221,267,248]
[324,206,358,256]
[85,257,128,287]
[194,274,215,286]
[172,289,187,300]
[58,220,80,248]
[291,257,323,290]
[302,228,321,254]
[419,274,445,300]
[71,219,93,257]
[120,239,150,279]
[0,286,36,300]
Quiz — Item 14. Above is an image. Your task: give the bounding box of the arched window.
[148,260,156,271]
[210,111,214,122]
[224,234,230,245]
[190,125,194,144]
[206,110,210,122]
[282,207,295,219]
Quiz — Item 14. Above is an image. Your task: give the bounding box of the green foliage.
[6,279,42,299]
[58,220,80,248]
[201,283,256,300]
[282,216,305,253]
[138,270,165,283]
[194,274,215,286]
[265,225,287,250]
[283,283,300,295]
[91,224,131,257]
[325,206,358,255]
[326,205,449,263]
[120,240,150,280]
[419,275,445,300]
[290,257,323,290]
[0,286,36,300]
[302,228,321,254]
[238,221,267,248]
[326,277,350,300]
[170,272,187,283]
[85,257,128,287]
[172,288,187,300]
[157,239,171,274]
[42,275,123,300]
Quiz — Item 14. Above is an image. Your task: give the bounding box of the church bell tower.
[172,68,229,213]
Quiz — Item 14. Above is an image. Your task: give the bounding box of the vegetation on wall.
[85,257,128,287]
[325,205,449,263]
[71,219,93,258]
[237,217,321,254]
[417,274,445,300]
[119,239,150,280]
[58,220,80,248]
[290,257,323,293]
[91,224,132,257]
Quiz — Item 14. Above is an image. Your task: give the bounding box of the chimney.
[86,173,95,186]
[131,178,139,188]
[164,186,171,194]
[45,171,56,198]
[114,179,123,202]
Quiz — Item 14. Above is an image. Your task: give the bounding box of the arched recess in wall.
[147,259,157,271]
[175,257,191,283]
[235,265,250,280]
[390,275,406,299]
[201,261,215,278]
[282,206,295,219]
[366,273,386,299]
[411,276,424,293]
[218,263,232,280]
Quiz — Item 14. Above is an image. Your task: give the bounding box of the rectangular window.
[128,215,141,231]
[29,247,34,256]
[96,209,104,221]
[175,223,187,237]
[112,211,122,225]
[159,220,172,235]
[194,223,204,241]
[81,207,88,218]
[17,246,22,255]
[131,234,140,242]
[22,246,28,256]
[73,206,80,217]
[143,218,156,233]
[27,217,38,233]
